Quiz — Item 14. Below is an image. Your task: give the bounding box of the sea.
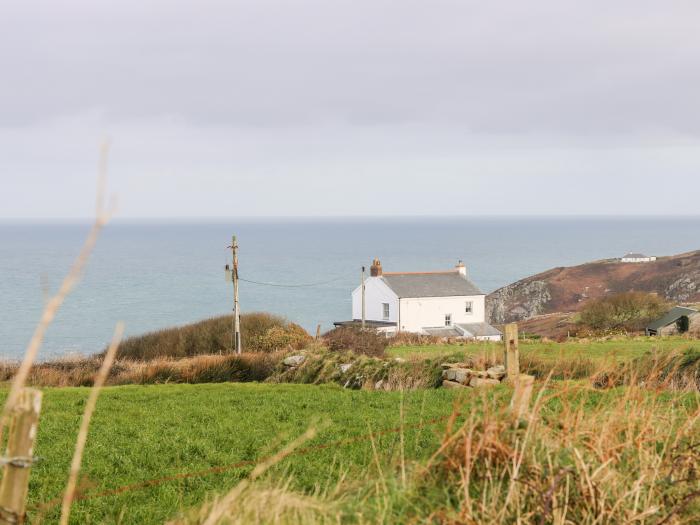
[1,217,698,360]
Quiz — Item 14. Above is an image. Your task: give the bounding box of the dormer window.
[465,301,473,314]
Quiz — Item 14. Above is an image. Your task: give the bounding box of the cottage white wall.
[352,277,399,323]
[398,295,485,333]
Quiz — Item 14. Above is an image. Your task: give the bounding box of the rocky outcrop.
[487,280,552,324]
[487,250,700,323]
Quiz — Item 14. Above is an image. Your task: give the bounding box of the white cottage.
[337,259,501,341]
[620,253,657,263]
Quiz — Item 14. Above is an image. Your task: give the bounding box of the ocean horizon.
[2,216,699,360]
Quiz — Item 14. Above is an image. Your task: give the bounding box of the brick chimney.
[370,258,383,277]
[456,260,467,277]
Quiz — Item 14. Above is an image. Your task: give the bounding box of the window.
[465,301,473,314]
[382,303,390,320]
[445,314,452,326]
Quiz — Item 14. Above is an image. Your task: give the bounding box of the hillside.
[487,250,700,323]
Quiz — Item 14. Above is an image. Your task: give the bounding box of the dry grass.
[426,383,700,524]
[0,352,282,387]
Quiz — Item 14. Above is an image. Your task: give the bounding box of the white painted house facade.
[339,259,501,341]
[620,253,657,263]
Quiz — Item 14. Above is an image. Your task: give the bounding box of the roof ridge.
[383,270,459,276]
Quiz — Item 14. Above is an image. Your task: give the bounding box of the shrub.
[579,292,669,332]
[323,327,388,357]
[115,312,311,360]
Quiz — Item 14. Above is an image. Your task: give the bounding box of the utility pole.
[361,265,366,329]
[227,235,242,354]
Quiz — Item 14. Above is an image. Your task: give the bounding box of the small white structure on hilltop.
[335,259,501,341]
[620,252,657,263]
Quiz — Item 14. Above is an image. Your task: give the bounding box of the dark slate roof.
[622,253,650,258]
[381,272,483,298]
[647,306,698,330]
[423,327,463,337]
[646,306,698,331]
[456,322,502,337]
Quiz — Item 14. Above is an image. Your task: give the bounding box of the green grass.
[388,336,697,362]
[19,383,473,524]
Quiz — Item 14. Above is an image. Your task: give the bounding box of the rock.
[474,370,489,378]
[339,363,352,373]
[394,357,406,363]
[442,380,469,389]
[486,365,506,380]
[375,379,385,390]
[469,377,501,388]
[283,355,305,367]
[442,369,457,381]
[454,369,471,384]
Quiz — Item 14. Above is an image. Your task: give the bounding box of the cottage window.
[465,301,473,314]
[382,303,390,320]
[445,314,452,326]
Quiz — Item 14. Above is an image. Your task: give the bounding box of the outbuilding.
[646,306,699,336]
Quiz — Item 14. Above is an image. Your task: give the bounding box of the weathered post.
[509,374,535,422]
[504,323,520,380]
[315,324,321,340]
[0,388,43,524]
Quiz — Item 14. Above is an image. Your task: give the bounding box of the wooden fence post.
[504,323,520,381]
[509,374,535,422]
[0,388,42,525]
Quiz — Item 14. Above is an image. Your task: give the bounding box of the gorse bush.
[579,292,669,332]
[323,327,389,357]
[114,312,311,360]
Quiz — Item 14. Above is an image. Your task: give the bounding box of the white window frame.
[445,314,452,326]
[465,301,473,314]
[382,303,390,320]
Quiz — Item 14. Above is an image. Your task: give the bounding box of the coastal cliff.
[487,250,700,323]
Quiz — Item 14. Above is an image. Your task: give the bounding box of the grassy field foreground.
[9,379,700,524]
[21,383,463,523]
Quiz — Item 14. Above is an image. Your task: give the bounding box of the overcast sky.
[2,0,699,218]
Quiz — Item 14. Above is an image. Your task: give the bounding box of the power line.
[238,276,344,288]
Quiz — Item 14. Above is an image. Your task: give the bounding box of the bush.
[579,292,669,332]
[323,327,388,357]
[115,312,311,360]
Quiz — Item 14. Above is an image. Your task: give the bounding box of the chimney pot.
[370,258,382,277]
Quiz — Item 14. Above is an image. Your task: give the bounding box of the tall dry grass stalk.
[0,142,115,445]
[59,322,124,525]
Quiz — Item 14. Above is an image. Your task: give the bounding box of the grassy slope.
[21,383,466,524]
[389,336,697,361]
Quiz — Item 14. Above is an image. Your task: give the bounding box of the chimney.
[456,260,467,277]
[370,258,382,277]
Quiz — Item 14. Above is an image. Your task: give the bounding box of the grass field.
[8,376,698,524]
[389,336,698,362]
[20,383,468,524]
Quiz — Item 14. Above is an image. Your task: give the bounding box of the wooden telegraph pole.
[361,266,366,329]
[226,236,242,354]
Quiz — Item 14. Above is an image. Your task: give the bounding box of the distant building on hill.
[646,306,699,336]
[334,259,502,341]
[620,252,657,263]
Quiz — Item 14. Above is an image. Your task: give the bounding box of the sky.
[1,0,700,218]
